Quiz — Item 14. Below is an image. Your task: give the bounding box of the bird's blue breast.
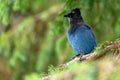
[67,24,97,55]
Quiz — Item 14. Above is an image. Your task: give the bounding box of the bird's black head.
[64,8,81,18]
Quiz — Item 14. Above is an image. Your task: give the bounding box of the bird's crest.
[64,8,81,18]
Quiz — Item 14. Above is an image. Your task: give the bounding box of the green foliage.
[24,73,39,80]
[0,0,63,26]
[9,17,35,67]
[94,41,110,54]
[0,0,13,25]
[45,62,97,80]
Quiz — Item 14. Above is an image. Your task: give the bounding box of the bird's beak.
[64,14,69,17]
[64,12,71,17]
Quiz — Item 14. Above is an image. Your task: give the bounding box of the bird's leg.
[79,53,83,61]
[71,54,80,60]
[76,53,84,61]
[70,53,83,61]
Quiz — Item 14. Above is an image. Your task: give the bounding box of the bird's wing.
[74,25,97,54]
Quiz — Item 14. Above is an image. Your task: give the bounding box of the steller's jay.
[64,8,97,58]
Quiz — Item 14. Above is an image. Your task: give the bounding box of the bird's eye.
[71,11,75,14]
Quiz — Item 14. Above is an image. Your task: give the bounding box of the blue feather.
[67,24,97,55]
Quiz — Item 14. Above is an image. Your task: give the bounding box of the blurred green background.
[0,0,120,80]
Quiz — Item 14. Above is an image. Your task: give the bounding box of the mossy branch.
[62,39,120,68]
[41,39,120,80]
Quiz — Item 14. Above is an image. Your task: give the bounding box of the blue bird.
[64,8,97,58]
